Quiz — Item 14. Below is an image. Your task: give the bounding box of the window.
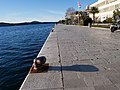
[106,0,118,4]
[99,5,115,13]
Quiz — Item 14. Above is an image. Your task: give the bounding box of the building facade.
[89,0,120,22]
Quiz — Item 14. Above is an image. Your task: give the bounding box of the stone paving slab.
[20,24,120,90]
[21,72,62,90]
[56,25,120,90]
[64,78,86,88]
[84,76,112,86]
[64,87,95,90]
[94,84,119,90]
[20,29,63,90]
[22,88,63,90]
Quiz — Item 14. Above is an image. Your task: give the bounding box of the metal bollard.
[33,56,46,70]
[52,28,54,32]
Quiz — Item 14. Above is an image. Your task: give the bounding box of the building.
[89,0,120,22]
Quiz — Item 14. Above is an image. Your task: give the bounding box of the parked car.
[110,21,120,32]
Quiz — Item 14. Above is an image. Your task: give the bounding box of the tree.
[65,7,76,24]
[65,7,75,18]
[77,11,89,25]
[89,7,99,23]
[58,20,65,24]
[65,18,72,25]
[113,9,120,22]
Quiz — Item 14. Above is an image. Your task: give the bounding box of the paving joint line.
[56,31,64,90]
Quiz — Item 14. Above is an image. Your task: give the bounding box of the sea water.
[0,24,54,90]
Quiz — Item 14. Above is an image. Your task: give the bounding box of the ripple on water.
[0,24,54,90]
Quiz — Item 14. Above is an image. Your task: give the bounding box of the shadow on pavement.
[49,64,99,72]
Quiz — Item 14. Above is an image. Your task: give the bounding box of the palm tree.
[113,9,120,22]
[89,7,99,23]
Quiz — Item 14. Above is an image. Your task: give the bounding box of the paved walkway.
[20,24,120,90]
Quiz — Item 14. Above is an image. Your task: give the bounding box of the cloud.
[38,16,62,22]
[47,10,64,15]
[0,10,64,23]
[0,15,61,23]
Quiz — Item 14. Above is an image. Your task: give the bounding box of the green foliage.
[80,19,84,25]
[65,18,72,25]
[89,7,99,23]
[77,11,89,25]
[65,7,75,19]
[92,25,110,28]
[113,9,120,21]
[103,18,113,23]
[90,7,99,14]
[58,20,62,23]
[58,20,65,24]
[103,18,112,23]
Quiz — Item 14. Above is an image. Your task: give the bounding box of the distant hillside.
[0,21,57,26]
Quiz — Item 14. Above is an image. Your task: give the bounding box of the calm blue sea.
[0,24,54,90]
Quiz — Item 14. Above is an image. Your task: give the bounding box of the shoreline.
[0,22,57,27]
[19,25,56,90]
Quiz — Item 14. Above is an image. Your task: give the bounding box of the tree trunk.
[93,13,95,23]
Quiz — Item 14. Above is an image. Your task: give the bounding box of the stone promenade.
[20,24,120,90]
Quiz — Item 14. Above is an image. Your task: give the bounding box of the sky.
[0,0,97,23]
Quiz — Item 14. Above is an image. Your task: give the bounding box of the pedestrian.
[89,17,92,28]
